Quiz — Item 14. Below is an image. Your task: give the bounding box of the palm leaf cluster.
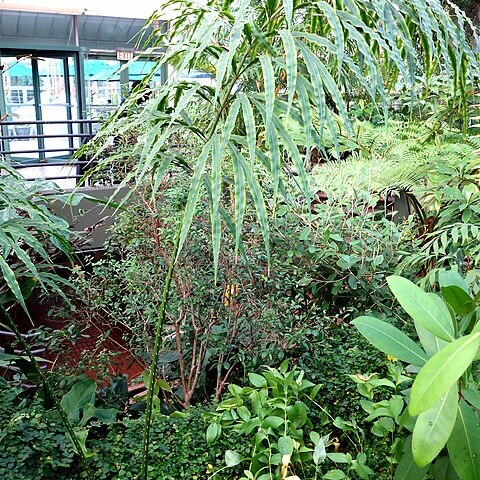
[87,0,479,275]
[0,164,72,312]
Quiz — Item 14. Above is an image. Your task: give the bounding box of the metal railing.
[0,118,99,184]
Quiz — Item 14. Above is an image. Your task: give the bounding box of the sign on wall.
[116,48,134,61]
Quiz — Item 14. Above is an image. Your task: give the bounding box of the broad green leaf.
[206,423,222,443]
[278,436,294,455]
[80,403,117,426]
[60,379,96,426]
[447,400,480,480]
[156,378,172,393]
[387,276,455,342]
[431,456,460,480]
[441,285,475,316]
[262,416,284,429]
[327,453,349,463]
[313,437,327,465]
[412,385,458,467]
[438,270,469,293]
[323,470,347,480]
[395,436,430,480]
[415,321,449,358]
[353,316,427,366]
[409,333,480,416]
[463,388,480,410]
[248,372,267,388]
[225,450,241,467]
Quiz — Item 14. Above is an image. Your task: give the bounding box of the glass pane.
[39,57,71,159]
[1,56,39,160]
[85,58,121,118]
[129,60,162,87]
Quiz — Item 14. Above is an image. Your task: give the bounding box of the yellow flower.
[387,354,397,362]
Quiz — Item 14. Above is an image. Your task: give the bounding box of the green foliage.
[0,163,73,311]
[353,272,480,478]
[270,191,414,318]
[206,362,334,479]
[87,0,480,274]
[0,388,78,480]
[0,385,247,480]
[310,121,480,197]
[206,362,378,479]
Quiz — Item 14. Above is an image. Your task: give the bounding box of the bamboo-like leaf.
[279,29,297,119]
[0,255,28,314]
[353,316,427,366]
[231,144,246,252]
[250,13,277,56]
[337,10,408,84]
[227,0,249,69]
[282,0,293,29]
[272,112,310,198]
[151,156,173,200]
[317,1,344,77]
[214,50,229,107]
[260,55,280,202]
[447,400,480,480]
[221,97,241,153]
[211,135,222,281]
[239,94,256,166]
[294,41,327,137]
[296,80,313,157]
[412,385,458,467]
[177,140,212,259]
[387,276,455,342]
[409,333,480,416]
[229,144,270,265]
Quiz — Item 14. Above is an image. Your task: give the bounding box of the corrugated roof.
[0,10,162,51]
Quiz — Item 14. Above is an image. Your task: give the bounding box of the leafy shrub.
[89,407,250,479]
[0,384,248,480]
[0,388,78,480]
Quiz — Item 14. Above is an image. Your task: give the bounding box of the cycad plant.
[83,0,480,477]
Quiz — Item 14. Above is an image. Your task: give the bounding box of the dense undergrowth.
[2,0,480,478]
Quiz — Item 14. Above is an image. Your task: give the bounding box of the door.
[0,53,78,161]
[1,52,81,188]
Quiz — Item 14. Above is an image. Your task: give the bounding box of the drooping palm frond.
[0,164,75,312]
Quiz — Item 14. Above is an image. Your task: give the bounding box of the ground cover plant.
[2,0,480,479]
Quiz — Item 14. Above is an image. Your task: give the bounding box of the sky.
[0,0,167,18]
